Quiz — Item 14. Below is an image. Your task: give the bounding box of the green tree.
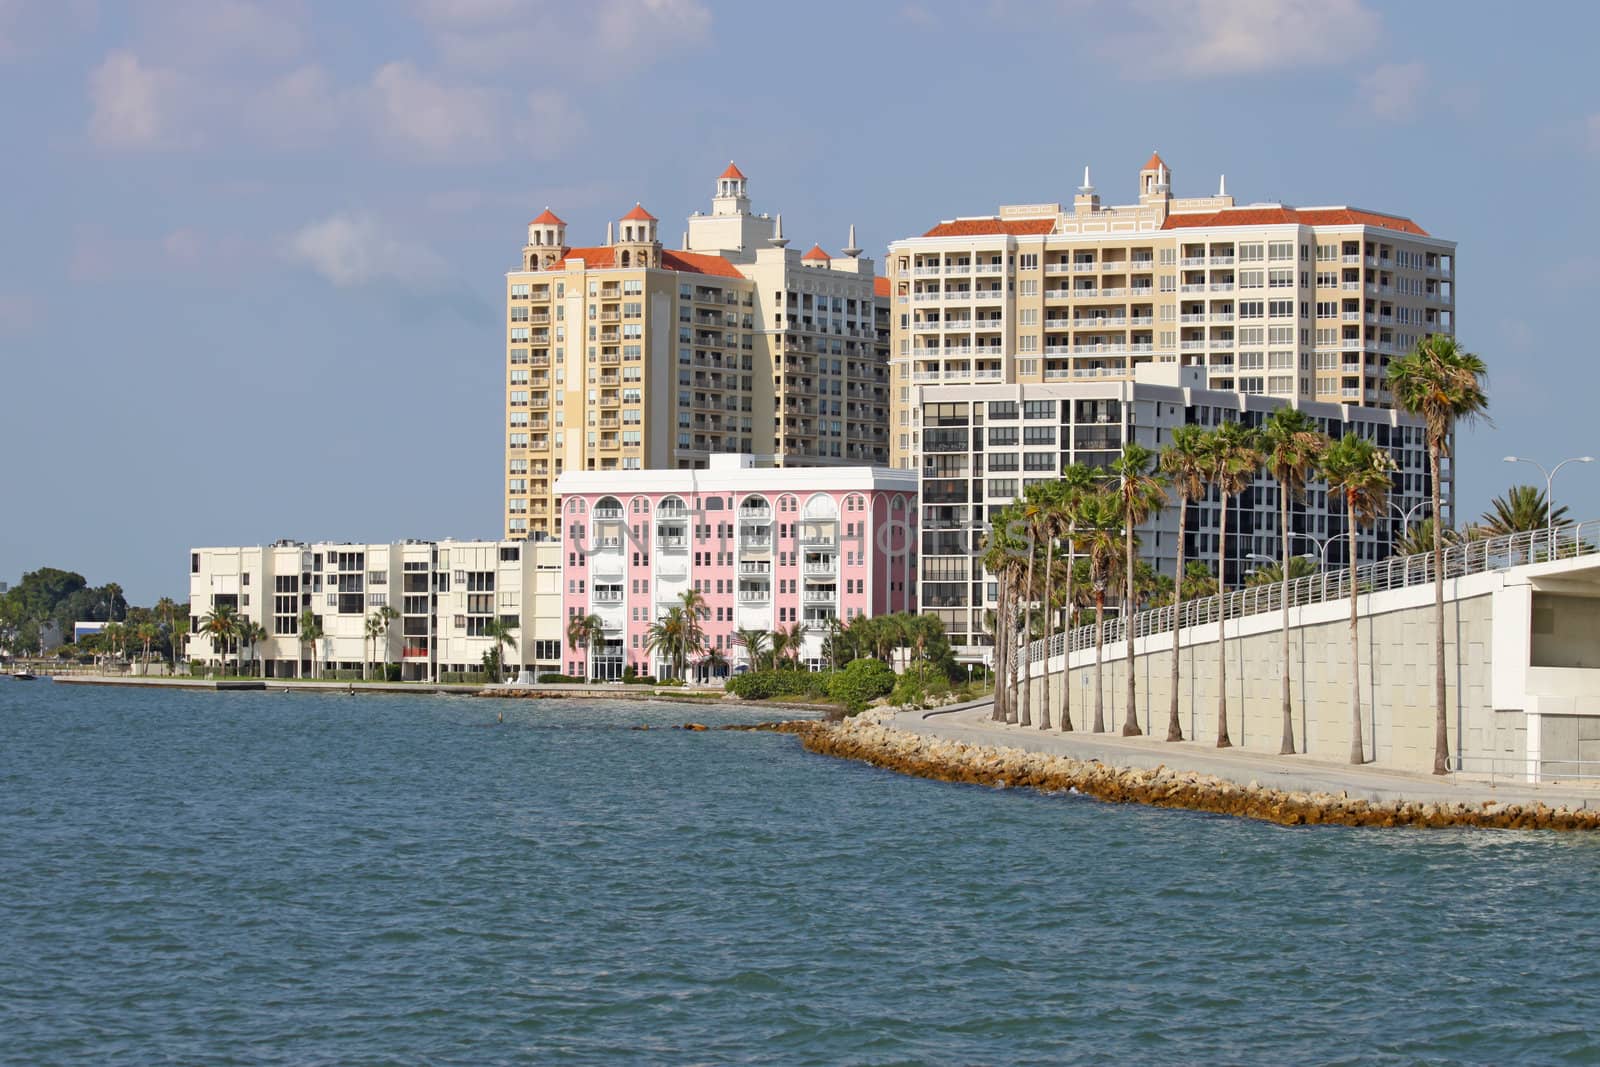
[735,627,772,672]
[566,613,606,681]
[1389,336,1489,773]
[1395,517,1455,558]
[298,609,323,679]
[1244,555,1318,586]
[981,501,1027,723]
[1204,420,1263,748]
[1260,407,1329,756]
[154,596,182,669]
[200,603,238,676]
[1075,490,1123,733]
[1111,443,1167,736]
[646,607,702,682]
[1321,434,1395,765]
[485,617,518,684]
[1481,484,1567,537]
[1049,464,1097,732]
[1159,424,1211,742]
[238,619,269,677]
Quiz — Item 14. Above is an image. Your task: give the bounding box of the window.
[1238,243,1263,262]
[1238,301,1263,319]
[1268,242,1294,261]
[1238,270,1264,289]
[1268,299,1295,318]
[1268,269,1294,288]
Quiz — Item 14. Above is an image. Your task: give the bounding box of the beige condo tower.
[503,163,891,540]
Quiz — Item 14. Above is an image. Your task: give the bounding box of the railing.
[1020,520,1600,668]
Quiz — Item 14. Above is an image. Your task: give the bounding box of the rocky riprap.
[755,712,1600,832]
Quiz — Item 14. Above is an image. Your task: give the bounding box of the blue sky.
[1,0,1597,604]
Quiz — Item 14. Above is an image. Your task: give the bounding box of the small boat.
[11,670,37,680]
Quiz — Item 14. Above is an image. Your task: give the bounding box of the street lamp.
[1503,455,1595,538]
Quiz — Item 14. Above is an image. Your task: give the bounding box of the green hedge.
[537,673,586,684]
[725,669,831,701]
[441,671,491,684]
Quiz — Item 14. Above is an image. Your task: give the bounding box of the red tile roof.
[547,245,745,279]
[621,203,657,222]
[529,208,565,226]
[719,161,746,180]
[1162,206,1428,236]
[874,276,891,298]
[802,244,831,261]
[1143,151,1167,171]
[921,217,1056,238]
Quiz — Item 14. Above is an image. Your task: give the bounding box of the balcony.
[743,534,773,550]
[738,504,772,523]
[738,588,770,603]
[738,561,771,576]
[593,590,624,604]
[593,507,623,520]
[657,532,687,551]
[803,588,837,604]
[804,557,837,575]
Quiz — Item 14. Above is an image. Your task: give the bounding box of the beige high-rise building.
[504,163,890,540]
[887,153,1456,468]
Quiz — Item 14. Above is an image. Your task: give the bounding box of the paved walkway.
[894,702,1600,811]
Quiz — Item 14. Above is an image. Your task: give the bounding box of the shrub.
[656,678,686,687]
[537,673,586,684]
[384,664,402,682]
[725,669,829,701]
[623,674,658,685]
[891,674,927,709]
[827,658,896,713]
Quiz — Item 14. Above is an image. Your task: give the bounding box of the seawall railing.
[1021,519,1600,669]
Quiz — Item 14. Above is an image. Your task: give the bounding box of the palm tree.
[647,606,703,682]
[735,627,771,673]
[1075,489,1123,733]
[1320,434,1395,765]
[238,619,268,677]
[1396,517,1455,558]
[363,612,383,680]
[1051,464,1096,733]
[1390,336,1489,774]
[1205,420,1263,748]
[700,646,729,682]
[1260,407,1329,756]
[200,603,238,677]
[135,621,158,670]
[1159,424,1210,742]
[1015,489,1053,728]
[1181,560,1218,599]
[484,617,518,683]
[298,609,322,679]
[981,502,1026,723]
[1111,442,1167,736]
[154,596,181,670]
[566,613,606,681]
[1244,556,1318,586]
[373,605,399,679]
[1481,484,1567,536]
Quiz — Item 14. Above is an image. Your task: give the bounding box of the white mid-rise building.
[186,539,564,680]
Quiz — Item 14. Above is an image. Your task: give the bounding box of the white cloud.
[284,213,446,287]
[1361,62,1427,122]
[368,60,499,159]
[86,50,184,149]
[1103,0,1380,78]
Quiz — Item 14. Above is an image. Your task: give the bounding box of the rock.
[682,723,708,732]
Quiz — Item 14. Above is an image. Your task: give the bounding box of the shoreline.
[772,708,1600,832]
[45,673,831,713]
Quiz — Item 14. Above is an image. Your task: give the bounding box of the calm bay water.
[3,682,1598,1065]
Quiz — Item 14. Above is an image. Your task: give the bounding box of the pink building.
[555,455,918,679]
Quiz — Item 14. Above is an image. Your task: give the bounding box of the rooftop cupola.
[615,203,661,268]
[712,161,751,217]
[525,208,566,269]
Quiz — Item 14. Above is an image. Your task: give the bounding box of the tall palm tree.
[1390,336,1489,774]
[1320,434,1394,765]
[981,502,1024,723]
[1260,407,1329,756]
[735,627,771,672]
[373,605,399,679]
[135,621,158,669]
[1050,464,1096,732]
[1016,490,1053,727]
[200,603,238,676]
[154,596,181,670]
[298,609,322,679]
[1481,484,1567,536]
[363,612,384,680]
[484,617,518,683]
[1159,424,1210,742]
[1204,420,1263,748]
[238,619,268,677]
[1075,489,1123,733]
[1111,442,1167,736]
[647,606,704,681]
[566,612,606,680]
[1244,556,1318,586]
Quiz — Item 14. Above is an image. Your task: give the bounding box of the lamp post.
[1503,455,1595,553]
[1388,499,1430,553]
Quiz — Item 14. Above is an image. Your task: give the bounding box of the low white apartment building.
[917,364,1437,656]
[186,539,564,680]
